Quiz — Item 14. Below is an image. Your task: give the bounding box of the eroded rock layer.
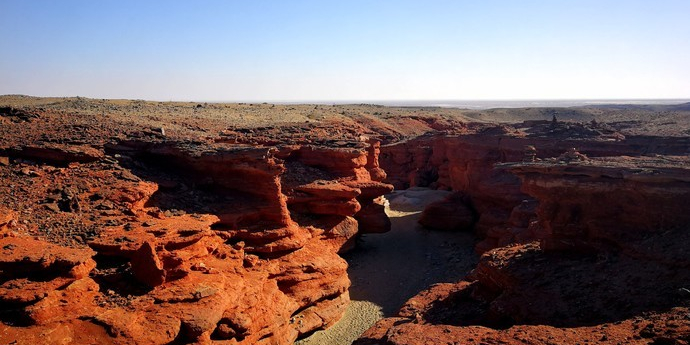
[0,101,395,344]
[357,157,690,345]
[380,121,690,253]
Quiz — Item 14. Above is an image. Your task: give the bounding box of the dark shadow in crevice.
[423,249,690,329]
[343,189,479,316]
[90,254,152,299]
[0,309,32,327]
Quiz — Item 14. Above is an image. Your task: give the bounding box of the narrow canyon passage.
[297,188,478,345]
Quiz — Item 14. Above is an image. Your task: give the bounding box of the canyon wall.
[507,158,690,254]
[357,156,690,345]
[0,136,392,345]
[360,123,690,344]
[379,127,690,253]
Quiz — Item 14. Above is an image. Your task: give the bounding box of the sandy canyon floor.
[297,188,477,345]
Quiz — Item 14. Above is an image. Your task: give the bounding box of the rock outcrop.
[506,156,690,252]
[0,108,392,344]
[356,156,690,345]
[380,125,690,253]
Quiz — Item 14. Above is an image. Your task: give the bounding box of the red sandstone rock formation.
[3,97,690,345]
[0,150,361,344]
[356,157,690,345]
[281,144,394,241]
[381,134,537,252]
[506,156,690,252]
[0,105,393,345]
[380,125,690,253]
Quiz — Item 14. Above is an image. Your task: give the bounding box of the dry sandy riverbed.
[297,188,478,345]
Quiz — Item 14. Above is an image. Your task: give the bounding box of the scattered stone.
[44,203,61,213]
[19,167,40,177]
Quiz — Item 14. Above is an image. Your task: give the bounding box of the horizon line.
[3,94,690,105]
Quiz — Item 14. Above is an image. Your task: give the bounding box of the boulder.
[418,193,476,231]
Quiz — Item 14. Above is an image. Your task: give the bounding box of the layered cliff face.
[357,157,690,345]
[506,156,690,253]
[0,106,393,345]
[366,122,690,344]
[380,122,690,253]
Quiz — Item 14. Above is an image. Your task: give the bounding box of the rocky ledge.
[356,157,690,345]
[0,103,394,344]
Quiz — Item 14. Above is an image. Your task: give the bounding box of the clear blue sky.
[1,1,689,101]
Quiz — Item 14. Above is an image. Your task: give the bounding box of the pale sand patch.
[297,188,478,345]
[295,301,383,345]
